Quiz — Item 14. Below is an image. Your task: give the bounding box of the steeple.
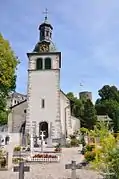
[39,8,53,42]
[33,9,56,53]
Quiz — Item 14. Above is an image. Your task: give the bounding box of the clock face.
[39,44,49,52]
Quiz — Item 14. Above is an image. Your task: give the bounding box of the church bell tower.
[26,10,62,145]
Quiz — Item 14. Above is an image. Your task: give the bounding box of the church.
[7,14,80,146]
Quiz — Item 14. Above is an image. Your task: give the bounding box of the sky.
[1,0,119,102]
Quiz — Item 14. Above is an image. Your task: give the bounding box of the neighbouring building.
[79,91,92,101]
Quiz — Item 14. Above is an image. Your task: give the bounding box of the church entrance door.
[39,122,48,139]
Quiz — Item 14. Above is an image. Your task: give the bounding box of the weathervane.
[43,8,49,21]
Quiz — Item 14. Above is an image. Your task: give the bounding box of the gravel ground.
[0,147,100,179]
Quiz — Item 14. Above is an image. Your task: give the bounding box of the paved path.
[0,147,100,179]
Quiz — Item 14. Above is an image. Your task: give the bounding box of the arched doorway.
[5,135,10,145]
[39,122,48,139]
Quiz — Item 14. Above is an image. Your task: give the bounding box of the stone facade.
[8,91,80,145]
[8,100,27,133]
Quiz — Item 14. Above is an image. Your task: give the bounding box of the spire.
[33,9,57,52]
[39,8,53,42]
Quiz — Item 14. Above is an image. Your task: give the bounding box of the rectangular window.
[46,31,49,36]
[41,99,45,108]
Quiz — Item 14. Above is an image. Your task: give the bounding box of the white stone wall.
[8,101,27,133]
[71,116,80,133]
[60,91,72,139]
[26,53,62,140]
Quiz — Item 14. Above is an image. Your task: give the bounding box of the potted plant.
[0,150,6,168]
[54,143,62,153]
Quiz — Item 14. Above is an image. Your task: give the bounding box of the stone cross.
[40,131,45,153]
[65,160,82,179]
[13,162,30,179]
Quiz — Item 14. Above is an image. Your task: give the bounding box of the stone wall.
[71,116,80,133]
[8,101,27,133]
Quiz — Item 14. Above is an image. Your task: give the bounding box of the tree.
[112,108,119,133]
[0,34,19,125]
[82,99,97,129]
[98,85,119,102]
[95,85,119,132]
[66,92,83,118]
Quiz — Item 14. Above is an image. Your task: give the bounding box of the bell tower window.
[36,58,43,70]
[45,58,51,69]
[46,31,49,36]
[41,31,44,37]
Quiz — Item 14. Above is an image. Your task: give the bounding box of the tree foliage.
[88,122,119,178]
[95,85,119,132]
[66,92,83,118]
[81,99,97,129]
[67,93,97,129]
[0,34,19,125]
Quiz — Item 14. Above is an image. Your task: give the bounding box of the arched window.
[45,58,51,69]
[36,58,43,70]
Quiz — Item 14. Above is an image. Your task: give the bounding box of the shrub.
[12,158,23,164]
[84,151,96,162]
[55,143,62,153]
[0,157,6,167]
[85,144,95,152]
[70,134,76,139]
[14,146,21,152]
[80,135,86,147]
[65,143,71,148]
[70,138,79,147]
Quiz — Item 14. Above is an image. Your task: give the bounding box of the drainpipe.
[65,105,70,139]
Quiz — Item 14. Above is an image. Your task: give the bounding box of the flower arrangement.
[33,154,57,158]
[54,143,62,153]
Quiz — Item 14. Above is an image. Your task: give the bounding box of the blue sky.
[1,0,119,102]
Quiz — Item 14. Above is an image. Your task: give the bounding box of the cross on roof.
[43,8,49,21]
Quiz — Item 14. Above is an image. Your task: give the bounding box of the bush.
[70,138,79,147]
[14,146,21,152]
[85,144,95,152]
[12,158,23,164]
[0,157,6,168]
[70,134,76,139]
[65,143,71,148]
[80,135,86,147]
[81,147,86,155]
[55,143,62,152]
[84,151,96,162]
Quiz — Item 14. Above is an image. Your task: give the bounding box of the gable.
[10,99,27,109]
